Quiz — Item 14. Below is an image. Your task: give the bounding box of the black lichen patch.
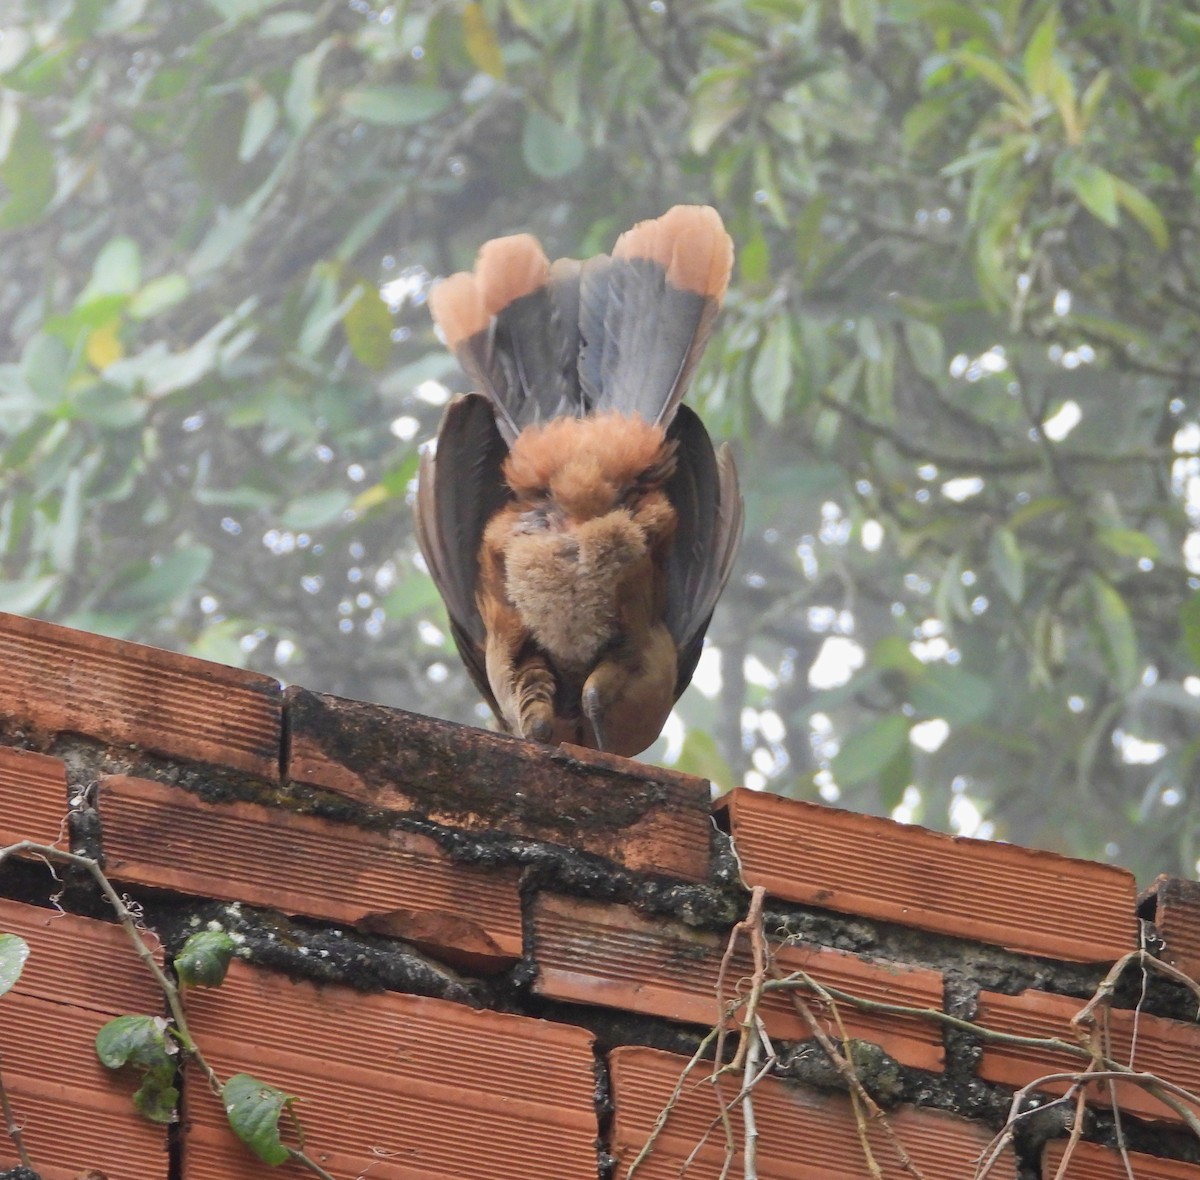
[143,898,496,1009]
[763,905,1109,1000]
[776,1038,906,1105]
[528,995,712,1059]
[285,686,707,840]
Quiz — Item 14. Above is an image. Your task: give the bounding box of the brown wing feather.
[662,405,743,697]
[413,393,512,715]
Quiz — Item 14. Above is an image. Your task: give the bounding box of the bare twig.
[0,1054,32,1170]
[779,969,927,1180]
[742,1020,763,1180]
[623,1027,723,1179]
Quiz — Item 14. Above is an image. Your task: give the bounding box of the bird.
[414,205,743,758]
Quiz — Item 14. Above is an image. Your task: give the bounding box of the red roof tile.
[98,774,523,970]
[719,788,1137,962]
[0,898,168,1178]
[0,611,281,778]
[1043,1139,1200,1178]
[610,1045,1015,1179]
[182,960,598,1179]
[0,989,167,1178]
[1141,875,1200,983]
[533,894,944,1070]
[978,987,1200,1123]
[0,745,69,848]
[0,896,162,1015]
[286,686,711,880]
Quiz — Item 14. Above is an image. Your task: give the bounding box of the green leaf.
[463,3,506,79]
[1080,68,1111,128]
[910,665,995,726]
[988,526,1024,602]
[95,1014,180,1124]
[831,714,911,787]
[0,576,57,614]
[1007,496,1071,530]
[81,237,142,302]
[51,466,84,570]
[1112,176,1169,251]
[352,452,419,514]
[21,333,70,407]
[1073,164,1119,227]
[223,1073,295,1166]
[239,90,278,162]
[872,635,924,678]
[175,929,237,988]
[903,320,944,383]
[521,111,585,179]
[0,105,55,229]
[284,38,333,131]
[343,85,451,127]
[1023,7,1057,96]
[689,70,746,154]
[1090,575,1138,691]
[0,933,29,996]
[342,280,393,370]
[751,318,793,424]
[129,273,190,320]
[877,743,913,812]
[1097,528,1159,561]
[1180,593,1200,668]
[934,549,972,622]
[280,489,351,530]
[672,729,736,791]
[955,49,1029,109]
[902,94,953,156]
[109,545,213,610]
[381,570,443,619]
[839,0,879,49]
[739,223,769,284]
[259,11,315,36]
[95,1014,173,1069]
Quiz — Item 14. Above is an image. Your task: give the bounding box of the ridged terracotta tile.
[1043,1140,1200,1179]
[182,960,598,1180]
[719,788,1136,962]
[978,988,1200,1123]
[0,745,69,847]
[533,895,944,1070]
[1141,875,1200,983]
[0,901,168,1179]
[610,1045,1015,1179]
[286,686,711,880]
[0,896,162,1015]
[98,775,523,970]
[0,611,281,778]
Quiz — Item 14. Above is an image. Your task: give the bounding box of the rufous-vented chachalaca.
[415,205,742,757]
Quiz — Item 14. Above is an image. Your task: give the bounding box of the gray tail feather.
[458,236,722,434]
[454,275,585,443]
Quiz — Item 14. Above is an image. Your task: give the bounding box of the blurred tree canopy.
[2,0,1199,881]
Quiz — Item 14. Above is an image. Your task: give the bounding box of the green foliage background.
[3,0,1199,881]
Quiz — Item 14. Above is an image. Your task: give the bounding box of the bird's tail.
[428,206,733,443]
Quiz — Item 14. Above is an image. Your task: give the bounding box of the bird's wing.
[662,404,744,697]
[413,392,512,715]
